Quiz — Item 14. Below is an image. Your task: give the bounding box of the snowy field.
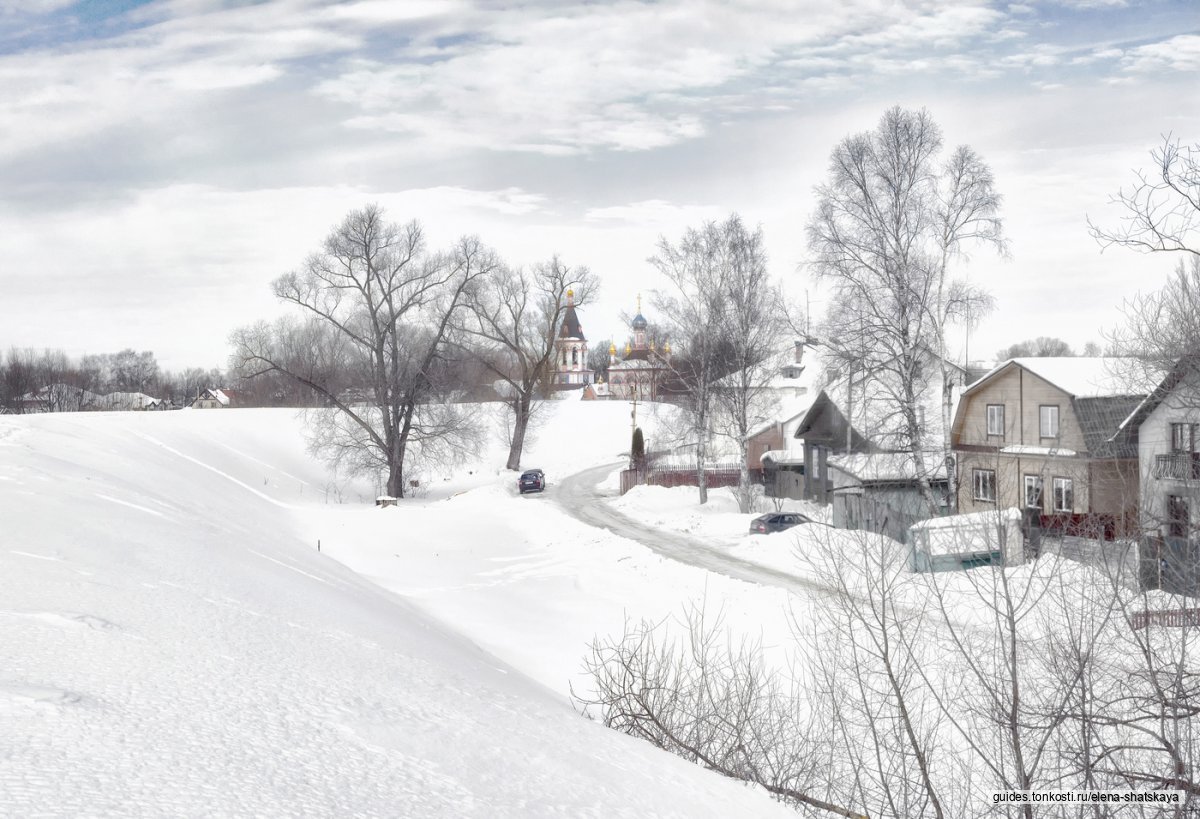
[3,399,1181,816]
[0,404,796,817]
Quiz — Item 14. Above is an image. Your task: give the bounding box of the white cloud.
[0,0,73,13]
[1120,34,1200,74]
[584,199,727,227]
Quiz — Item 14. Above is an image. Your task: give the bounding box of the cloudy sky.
[0,0,1196,371]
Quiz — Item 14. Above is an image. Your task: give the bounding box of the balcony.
[1155,453,1200,481]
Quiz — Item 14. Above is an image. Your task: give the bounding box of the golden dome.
[609,342,616,355]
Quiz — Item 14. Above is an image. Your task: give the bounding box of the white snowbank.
[0,407,792,817]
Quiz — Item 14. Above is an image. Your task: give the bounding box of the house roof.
[558,305,585,341]
[609,356,667,371]
[744,396,816,441]
[760,449,804,465]
[793,390,876,452]
[1112,355,1200,440]
[827,451,948,484]
[1076,394,1144,458]
[969,357,1151,399]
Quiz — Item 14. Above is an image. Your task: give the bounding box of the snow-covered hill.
[0,405,794,817]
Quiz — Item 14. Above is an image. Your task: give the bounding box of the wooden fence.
[1130,608,1200,630]
[618,461,763,495]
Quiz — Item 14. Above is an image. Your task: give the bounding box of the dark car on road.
[518,469,546,494]
[749,512,812,534]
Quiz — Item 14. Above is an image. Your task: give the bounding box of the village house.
[950,357,1149,538]
[788,351,970,540]
[190,388,239,409]
[1116,357,1200,540]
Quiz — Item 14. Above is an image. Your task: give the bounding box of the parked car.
[749,512,812,534]
[518,468,546,494]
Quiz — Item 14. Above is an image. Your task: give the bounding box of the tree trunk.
[386,457,404,499]
[696,433,709,505]
[507,396,531,471]
[736,436,752,513]
[941,368,956,512]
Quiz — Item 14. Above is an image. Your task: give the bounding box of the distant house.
[95,391,162,411]
[16,384,100,413]
[737,339,821,495]
[787,350,968,539]
[190,388,238,409]
[582,381,611,400]
[950,357,1150,539]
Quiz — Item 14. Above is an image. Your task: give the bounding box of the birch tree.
[807,106,1003,513]
[709,216,790,513]
[651,217,738,505]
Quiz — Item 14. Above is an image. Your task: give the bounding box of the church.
[550,288,593,388]
[554,294,672,400]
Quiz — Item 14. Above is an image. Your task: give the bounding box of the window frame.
[1170,422,1197,454]
[1052,476,1074,513]
[1039,404,1060,439]
[986,404,1005,437]
[973,468,997,503]
[1023,474,1043,509]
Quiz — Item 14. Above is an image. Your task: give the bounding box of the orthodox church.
[553,292,673,399]
[551,288,593,388]
[600,296,672,400]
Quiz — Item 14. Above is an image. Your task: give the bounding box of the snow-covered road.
[555,462,838,597]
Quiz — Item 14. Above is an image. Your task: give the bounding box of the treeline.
[0,347,226,412]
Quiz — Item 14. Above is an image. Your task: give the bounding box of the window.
[986,404,1005,437]
[1052,477,1074,512]
[1168,494,1190,538]
[1039,405,1060,439]
[973,469,996,502]
[1170,422,1197,453]
[1024,475,1043,509]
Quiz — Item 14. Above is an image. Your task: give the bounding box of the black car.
[518,469,546,494]
[749,512,812,534]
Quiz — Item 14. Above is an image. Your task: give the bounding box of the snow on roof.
[828,451,947,483]
[744,397,816,441]
[974,357,1153,398]
[999,444,1078,457]
[759,449,804,464]
[910,507,1023,530]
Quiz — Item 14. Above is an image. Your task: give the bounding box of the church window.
[572,349,578,364]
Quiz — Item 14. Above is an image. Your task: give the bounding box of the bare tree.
[652,216,749,505]
[807,106,1004,513]
[708,216,790,512]
[577,602,863,818]
[1089,135,1200,259]
[2,347,39,412]
[460,257,597,470]
[231,205,496,498]
[996,336,1076,359]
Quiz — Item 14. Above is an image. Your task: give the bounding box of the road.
[553,462,837,597]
